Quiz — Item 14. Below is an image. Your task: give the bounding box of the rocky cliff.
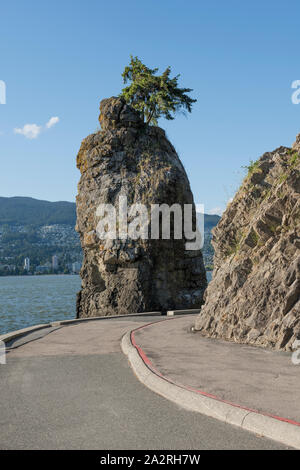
[76,97,207,317]
[195,135,300,350]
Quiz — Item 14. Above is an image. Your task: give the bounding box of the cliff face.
[76,97,207,317]
[195,135,300,350]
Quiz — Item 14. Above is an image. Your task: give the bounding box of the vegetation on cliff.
[120,56,197,125]
[195,135,300,351]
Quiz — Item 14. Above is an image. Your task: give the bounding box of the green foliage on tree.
[120,56,197,125]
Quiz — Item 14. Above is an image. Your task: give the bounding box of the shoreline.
[0,273,80,278]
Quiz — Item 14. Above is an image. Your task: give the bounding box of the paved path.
[0,317,288,449]
[134,316,300,424]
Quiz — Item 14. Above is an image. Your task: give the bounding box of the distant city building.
[24,257,30,271]
[35,265,51,274]
[52,255,58,270]
[0,264,16,272]
[72,261,82,274]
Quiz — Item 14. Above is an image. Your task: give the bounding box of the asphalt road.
[0,317,288,450]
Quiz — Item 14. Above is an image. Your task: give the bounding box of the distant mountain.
[0,196,221,230]
[0,197,76,226]
[203,213,221,231]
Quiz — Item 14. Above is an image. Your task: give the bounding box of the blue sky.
[0,0,299,215]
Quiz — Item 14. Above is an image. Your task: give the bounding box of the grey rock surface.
[76,97,206,317]
[195,136,300,350]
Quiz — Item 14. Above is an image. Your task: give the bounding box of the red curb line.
[130,319,300,428]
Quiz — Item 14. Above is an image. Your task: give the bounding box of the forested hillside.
[0,197,76,226]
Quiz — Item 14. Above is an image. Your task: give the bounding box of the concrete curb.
[50,311,162,327]
[121,326,300,449]
[0,311,162,345]
[167,309,200,316]
[0,323,53,344]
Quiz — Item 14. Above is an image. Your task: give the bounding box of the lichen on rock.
[194,137,300,350]
[76,97,207,317]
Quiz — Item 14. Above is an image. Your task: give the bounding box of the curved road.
[0,316,287,450]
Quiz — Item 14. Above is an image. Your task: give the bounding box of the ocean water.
[0,271,213,335]
[0,275,81,335]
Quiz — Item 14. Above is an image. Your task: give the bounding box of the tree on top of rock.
[120,56,197,126]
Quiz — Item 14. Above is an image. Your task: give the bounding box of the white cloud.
[46,116,59,128]
[14,116,60,139]
[14,124,42,140]
[207,207,224,216]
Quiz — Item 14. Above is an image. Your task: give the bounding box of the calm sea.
[0,271,213,335]
[0,275,81,335]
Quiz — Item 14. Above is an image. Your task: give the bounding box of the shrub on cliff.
[120,56,197,125]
